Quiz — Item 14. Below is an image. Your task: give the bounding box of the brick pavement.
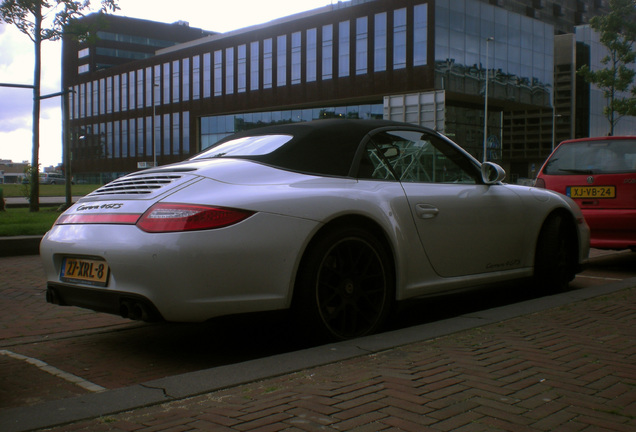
[0,255,140,410]
[0,255,133,345]
[2,251,635,431]
[29,285,636,432]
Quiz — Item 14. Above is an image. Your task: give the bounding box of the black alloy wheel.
[295,226,394,341]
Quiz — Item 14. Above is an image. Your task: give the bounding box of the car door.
[364,129,527,278]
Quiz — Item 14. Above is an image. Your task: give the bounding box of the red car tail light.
[534,178,546,188]
[136,203,255,233]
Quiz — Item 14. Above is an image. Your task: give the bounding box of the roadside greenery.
[577,0,636,135]
[0,184,99,198]
[0,207,60,236]
[0,184,100,236]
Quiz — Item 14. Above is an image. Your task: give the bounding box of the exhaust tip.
[120,299,155,321]
[46,288,60,305]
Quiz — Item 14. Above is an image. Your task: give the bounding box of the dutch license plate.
[567,185,616,199]
[61,257,109,287]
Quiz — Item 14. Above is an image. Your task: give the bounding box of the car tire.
[534,214,575,293]
[293,225,394,342]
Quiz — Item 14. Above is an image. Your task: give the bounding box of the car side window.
[361,130,477,184]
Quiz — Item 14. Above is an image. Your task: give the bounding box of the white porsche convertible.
[41,119,589,340]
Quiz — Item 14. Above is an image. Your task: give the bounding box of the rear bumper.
[583,209,636,250]
[46,283,163,322]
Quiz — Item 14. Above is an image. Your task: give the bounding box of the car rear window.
[192,135,293,159]
[543,139,636,175]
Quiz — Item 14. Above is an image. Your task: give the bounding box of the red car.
[535,136,636,251]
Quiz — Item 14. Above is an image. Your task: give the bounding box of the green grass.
[0,183,100,198]
[0,207,61,236]
[0,184,101,236]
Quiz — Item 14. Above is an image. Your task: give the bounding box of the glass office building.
[62,0,620,184]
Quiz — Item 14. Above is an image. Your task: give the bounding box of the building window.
[172,60,180,102]
[163,113,170,155]
[78,64,89,74]
[183,111,190,154]
[356,16,368,75]
[145,67,152,108]
[145,116,152,157]
[322,24,333,80]
[192,56,200,100]
[137,117,144,157]
[238,44,247,93]
[250,41,260,91]
[113,76,119,112]
[122,119,129,157]
[306,28,317,82]
[162,63,170,103]
[105,122,112,159]
[226,47,234,94]
[182,58,190,102]
[374,12,387,72]
[152,65,160,105]
[264,38,273,89]
[393,8,407,69]
[100,78,106,114]
[414,4,428,66]
[114,121,120,158]
[291,32,302,85]
[203,53,211,98]
[128,71,135,111]
[92,80,99,116]
[136,69,144,108]
[85,82,91,117]
[214,50,223,96]
[78,48,89,58]
[338,20,350,77]
[277,35,287,87]
[172,112,180,155]
[72,85,79,119]
[96,47,152,60]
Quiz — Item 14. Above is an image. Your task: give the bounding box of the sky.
[0,0,335,168]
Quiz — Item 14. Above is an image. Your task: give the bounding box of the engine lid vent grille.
[90,175,183,196]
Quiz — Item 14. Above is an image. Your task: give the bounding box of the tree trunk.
[29,5,42,212]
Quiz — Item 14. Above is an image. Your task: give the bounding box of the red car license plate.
[567,185,616,199]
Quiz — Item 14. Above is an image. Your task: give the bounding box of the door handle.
[415,204,439,219]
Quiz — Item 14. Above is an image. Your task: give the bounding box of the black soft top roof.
[202,119,429,177]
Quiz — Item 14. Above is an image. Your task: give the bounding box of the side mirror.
[481,162,506,184]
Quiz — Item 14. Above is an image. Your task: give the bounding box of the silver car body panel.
[41,120,590,323]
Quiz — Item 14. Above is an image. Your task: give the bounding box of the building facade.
[63,0,620,184]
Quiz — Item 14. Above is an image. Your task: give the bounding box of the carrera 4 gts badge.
[77,203,124,211]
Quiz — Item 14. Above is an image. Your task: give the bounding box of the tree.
[0,0,118,211]
[577,0,636,136]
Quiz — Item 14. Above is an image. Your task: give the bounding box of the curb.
[0,236,42,257]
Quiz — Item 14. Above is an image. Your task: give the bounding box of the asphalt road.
[1,249,634,413]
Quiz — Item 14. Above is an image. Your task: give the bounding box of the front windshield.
[544,139,636,175]
[191,134,293,160]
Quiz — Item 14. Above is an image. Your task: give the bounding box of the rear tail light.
[136,203,255,233]
[534,178,546,188]
[56,213,141,225]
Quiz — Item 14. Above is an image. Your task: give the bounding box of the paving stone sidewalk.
[20,285,635,432]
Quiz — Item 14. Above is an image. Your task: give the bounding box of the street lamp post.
[483,37,494,163]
